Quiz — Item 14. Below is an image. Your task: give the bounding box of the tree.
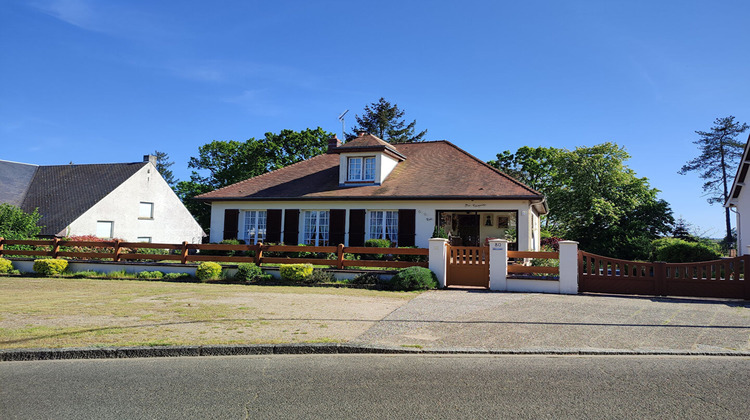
[490,143,674,259]
[178,127,334,231]
[679,116,749,242]
[0,204,43,240]
[349,98,427,143]
[153,150,176,187]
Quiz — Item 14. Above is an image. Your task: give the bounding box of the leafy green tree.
[490,143,674,259]
[178,127,333,231]
[0,204,43,240]
[153,150,176,187]
[679,116,749,243]
[349,98,427,143]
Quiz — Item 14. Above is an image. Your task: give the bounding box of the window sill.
[138,217,154,220]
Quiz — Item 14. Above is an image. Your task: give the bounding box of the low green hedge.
[33,259,69,276]
[136,271,164,279]
[390,266,437,291]
[0,258,13,274]
[196,262,223,282]
[650,238,722,263]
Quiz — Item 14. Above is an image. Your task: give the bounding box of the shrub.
[363,238,391,260]
[32,259,69,276]
[71,270,99,278]
[0,258,13,274]
[234,263,265,283]
[540,237,563,252]
[164,272,191,281]
[196,262,223,282]
[136,271,164,279]
[350,272,381,285]
[303,269,335,284]
[390,267,438,291]
[106,270,127,279]
[393,246,428,263]
[280,263,313,282]
[650,238,722,263]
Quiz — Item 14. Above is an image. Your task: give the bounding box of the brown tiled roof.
[197,141,545,207]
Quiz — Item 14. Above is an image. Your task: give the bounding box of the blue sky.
[2,0,749,237]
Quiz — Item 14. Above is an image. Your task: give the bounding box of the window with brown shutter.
[397,209,416,247]
[223,209,239,240]
[266,209,282,243]
[329,209,346,245]
[283,209,300,245]
[349,209,366,246]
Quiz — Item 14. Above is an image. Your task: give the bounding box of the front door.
[456,215,480,246]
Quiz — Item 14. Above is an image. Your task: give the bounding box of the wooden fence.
[507,250,560,277]
[579,251,750,299]
[0,238,428,270]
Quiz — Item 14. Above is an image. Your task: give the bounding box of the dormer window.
[348,157,376,182]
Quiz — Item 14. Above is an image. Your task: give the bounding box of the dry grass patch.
[0,277,416,349]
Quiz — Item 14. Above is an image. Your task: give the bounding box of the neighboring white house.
[725,133,750,255]
[196,133,547,250]
[0,156,205,243]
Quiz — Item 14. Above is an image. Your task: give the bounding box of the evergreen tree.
[153,150,177,187]
[672,217,694,241]
[679,116,749,242]
[349,98,427,143]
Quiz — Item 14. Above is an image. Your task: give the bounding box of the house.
[0,155,205,243]
[725,133,750,255]
[196,133,547,250]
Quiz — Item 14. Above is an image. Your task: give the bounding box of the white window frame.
[137,236,152,243]
[139,202,154,219]
[96,221,114,238]
[348,156,376,182]
[303,210,329,246]
[243,210,267,244]
[368,210,398,244]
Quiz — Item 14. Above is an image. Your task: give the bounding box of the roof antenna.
[338,109,349,140]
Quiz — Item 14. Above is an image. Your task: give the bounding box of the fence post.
[181,241,189,264]
[113,239,122,262]
[255,242,264,266]
[558,241,579,294]
[654,261,666,296]
[337,243,345,269]
[487,239,507,291]
[428,238,449,288]
[52,237,60,259]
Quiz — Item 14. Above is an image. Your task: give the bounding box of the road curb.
[2,344,749,361]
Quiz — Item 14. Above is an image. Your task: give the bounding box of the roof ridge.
[0,159,39,167]
[39,162,145,168]
[196,153,331,198]
[438,140,544,197]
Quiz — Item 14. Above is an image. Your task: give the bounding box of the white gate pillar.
[428,238,449,288]
[558,240,579,294]
[489,239,508,291]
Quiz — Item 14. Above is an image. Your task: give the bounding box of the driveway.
[352,290,750,353]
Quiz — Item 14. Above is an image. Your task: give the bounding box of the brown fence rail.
[579,251,750,299]
[507,250,560,277]
[0,238,428,270]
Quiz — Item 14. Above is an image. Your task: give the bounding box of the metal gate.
[579,251,750,299]
[446,245,489,288]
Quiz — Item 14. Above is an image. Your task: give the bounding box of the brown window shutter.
[283,209,300,245]
[266,209,282,243]
[349,209,366,246]
[223,209,239,240]
[329,209,346,245]
[398,209,416,247]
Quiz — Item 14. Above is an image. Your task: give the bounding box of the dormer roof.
[328,133,406,161]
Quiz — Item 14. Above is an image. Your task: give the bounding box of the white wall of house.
[208,199,540,250]
[732,192,750,255]
[64,164,205,243]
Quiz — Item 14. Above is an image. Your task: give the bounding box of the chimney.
[143,154,157,166]
[327,134,342,152]
[357,131,367,137]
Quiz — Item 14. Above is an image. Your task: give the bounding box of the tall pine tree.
[349,98,427,143]
[679,116,749,242]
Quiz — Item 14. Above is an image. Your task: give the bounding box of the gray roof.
[0,160,146,236]
[0,160,38,206]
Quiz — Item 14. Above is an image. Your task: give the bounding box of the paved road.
[2,355,748,419]
[353,290,750,352]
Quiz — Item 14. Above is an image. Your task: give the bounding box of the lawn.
[0,277,416,349]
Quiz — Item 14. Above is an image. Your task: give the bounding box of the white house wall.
[65,164,204,243]
[209,199,540,250]
[734,186,750,255]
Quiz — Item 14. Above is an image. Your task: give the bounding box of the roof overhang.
[725,133,750,208]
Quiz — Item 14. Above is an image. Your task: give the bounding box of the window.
[137,236,152,243]
[139,202,154,219]
[347,157,376,182]
[96,221,113,238]
[243,210,267,244]
[303,210,329,246]
[368,211,398,244]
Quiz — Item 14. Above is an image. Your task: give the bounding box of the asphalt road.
[2,354,748,419]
